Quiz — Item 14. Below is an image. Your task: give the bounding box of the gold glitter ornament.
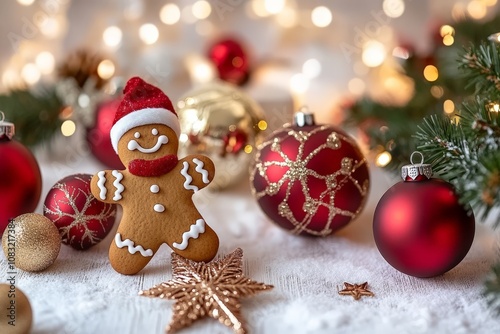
[139,248,273,334]
[177,81,267,189]
[2,213,61,272]
[0,284,32,334]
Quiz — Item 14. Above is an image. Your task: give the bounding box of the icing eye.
[152,128,159,136]
[134,132,140,139]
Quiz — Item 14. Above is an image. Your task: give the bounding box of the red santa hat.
[110,77,180,153]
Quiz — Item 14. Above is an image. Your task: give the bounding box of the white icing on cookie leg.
[153,204,165,212]
[112,170,124,201]
[180,161,199,192]
[97,171,107,200]
[127,135,168,153]
[172,219,206,251]
[114,233,153,257]
[193,158,210,184]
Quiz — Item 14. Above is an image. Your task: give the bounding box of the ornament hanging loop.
[401,151,432,181]
[0,111,15,140]
[294,106,316,127]
[410,151,425,165]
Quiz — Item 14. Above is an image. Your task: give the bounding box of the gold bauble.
[0,284,32,334]
[177,81,267,189]
[2,213,61,272]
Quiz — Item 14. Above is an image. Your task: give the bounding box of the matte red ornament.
[373,152,475,278]
[86,99,124,170]
[0,113,42,234]
[251,111,370,236]
[208,38,249,86]
[43,174,117,250]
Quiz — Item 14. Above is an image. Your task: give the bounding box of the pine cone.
[57,49,107,89]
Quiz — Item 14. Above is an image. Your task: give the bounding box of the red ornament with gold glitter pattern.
[43,174,117,250]
[251,110,370,236]
[373,152,475,278]
[0,112,42,235]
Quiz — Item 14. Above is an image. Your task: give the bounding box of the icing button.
[154,204,165,213]
[150,184,160,193]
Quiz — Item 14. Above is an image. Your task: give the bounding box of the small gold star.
[338,282,374,300]
[139,248,273,334]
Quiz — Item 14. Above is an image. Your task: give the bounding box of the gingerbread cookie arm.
[178,155,215,192]
[90,169,126,204]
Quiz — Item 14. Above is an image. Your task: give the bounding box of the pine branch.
[0,86,64,146]
[484,261,500,313]
[460,43,500,96]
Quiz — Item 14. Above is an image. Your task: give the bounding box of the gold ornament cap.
[0,111,15,140]
[294,107,316,127]
[401,151,433,181]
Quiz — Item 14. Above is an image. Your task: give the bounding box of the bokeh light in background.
[21,63,40,85]
[362,41,386,67]
[311,6,332,28]
[17,0,35,6]
[103,26,122,47]
[192,0,212,20]
[35,52,55,75]
[160,3,181,25]
[97,60,115,80]
[383,0,405,18]
[423,65,439,82]
[139,23,159,45]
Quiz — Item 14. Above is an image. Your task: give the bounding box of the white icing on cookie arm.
[90,170,116,203]
[180,161,199,192]
[173,219,206,251]
[111,170,125,201]
[97,171,107,200]
[179,157,214,193]
[193,158,210,184]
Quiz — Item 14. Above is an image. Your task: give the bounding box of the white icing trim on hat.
[110,108,180,153]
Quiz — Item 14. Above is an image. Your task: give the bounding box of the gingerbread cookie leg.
[167,214,219,263]
[109,229,160,275]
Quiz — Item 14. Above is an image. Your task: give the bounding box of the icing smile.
[128,135,169,153]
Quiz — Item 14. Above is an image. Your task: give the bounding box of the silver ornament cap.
[401,151,433,181]
[293,107,316,127]
[0,111,14,140]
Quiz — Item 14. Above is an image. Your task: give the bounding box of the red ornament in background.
[373,152,475,278]
[251,111,370,236]
[86,99,124,170]
[208,38,249,86]
[0,112,42,234]
[44,174,117,250]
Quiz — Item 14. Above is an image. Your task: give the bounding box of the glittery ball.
[2,213,61,272]
[251,124,370,236]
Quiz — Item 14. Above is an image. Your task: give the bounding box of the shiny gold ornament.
[139,248,273,334]
[2,213,61,272]
[177,81,267,189]
[0,284,32,334]
[338,282,374,300]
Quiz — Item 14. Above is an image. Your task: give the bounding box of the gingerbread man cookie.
[90,77,219,275]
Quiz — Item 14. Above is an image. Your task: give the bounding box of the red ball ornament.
[373,152,475,278]
[86,99,124,170]
[0,113,42,234]
[251,111,370,236]
[208,38,249,86]
[43,174,117,250]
